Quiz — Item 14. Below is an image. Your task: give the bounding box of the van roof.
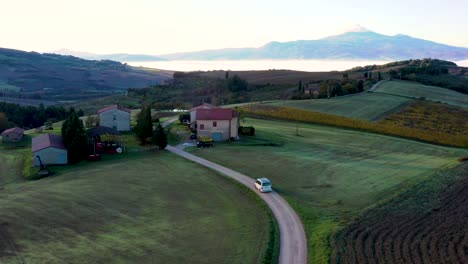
[258,178,271,183]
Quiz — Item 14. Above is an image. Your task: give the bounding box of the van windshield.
[262,182,271,186]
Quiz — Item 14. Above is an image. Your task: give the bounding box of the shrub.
[239,126,255,136]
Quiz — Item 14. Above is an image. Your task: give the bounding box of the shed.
[87,126,125,154]
[1,127,25,143]
[32,133,68,166]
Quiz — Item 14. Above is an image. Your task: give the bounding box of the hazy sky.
[1,0,467,54]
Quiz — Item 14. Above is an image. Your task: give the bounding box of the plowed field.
[332,163,468,263]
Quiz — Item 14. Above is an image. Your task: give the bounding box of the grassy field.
[189,118,465,263]
[375,80,468,108]
[0,150,275,263]
[266,92,412,121]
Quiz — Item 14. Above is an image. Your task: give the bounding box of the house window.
[200,124,205,130]
[213,121,217,127]
[113,114,116,121]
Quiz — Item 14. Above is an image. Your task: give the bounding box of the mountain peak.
[342,24,372,33]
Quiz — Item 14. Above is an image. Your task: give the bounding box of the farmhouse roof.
[1,127,25,135]
[86,126,121,138]
[32,133,66,152]
[97,104,131,114]
[196,109,238,120]
[189,103,220,111]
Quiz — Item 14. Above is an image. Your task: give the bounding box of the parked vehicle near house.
[255,178,272,193]
[197,141,213,148]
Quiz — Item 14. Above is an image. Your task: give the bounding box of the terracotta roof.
[32,133,66,152]
[189,103,220,111]
[1,127,24,135]
[97,105,131,114]
[196,109,237,120]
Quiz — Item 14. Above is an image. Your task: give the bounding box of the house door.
[212,132,223,142]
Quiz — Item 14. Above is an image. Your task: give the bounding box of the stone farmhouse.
[190,103,239,141]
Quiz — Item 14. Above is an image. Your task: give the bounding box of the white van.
[255,178,272,193]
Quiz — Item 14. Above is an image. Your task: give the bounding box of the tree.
[363,72,368,78]
[377,71,382,81]
[34,103,47,126]
[85,115,99,128]
[153,124,167,149]
[135,105,153,144]
[61,109,88,163]
[0,112,9,132]
[225,71,229,79]
[298,80,303,92]
[357,80,364,92]
[389,70,398,79]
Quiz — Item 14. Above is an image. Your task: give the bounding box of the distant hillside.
[0,47,173,102]
[53,49,167,62]
[160,27,468,61]
[347,59,468,93]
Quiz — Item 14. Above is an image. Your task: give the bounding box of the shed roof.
[97,104,131,114]
[87,126,121,138]
[189,103,220,111]
[32,133,66,152]
[1,127,25,135]
[196,109,238,120]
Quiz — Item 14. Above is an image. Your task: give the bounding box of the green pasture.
[266,92,412,121]
[191,118,465,263]
[0,150,274,263]
[375,80,468,108]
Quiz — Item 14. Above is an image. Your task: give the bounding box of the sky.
[0,0,467,55]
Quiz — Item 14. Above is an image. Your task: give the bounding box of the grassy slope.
[190,118,465,263]
[0,151,273,263]
[266,92,411,121]
[375,80,468,108]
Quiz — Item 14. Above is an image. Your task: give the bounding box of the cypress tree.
[153,124,167,149]
[62,108,88,163]
[135,105,153,144]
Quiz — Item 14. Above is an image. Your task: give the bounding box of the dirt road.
[166,145,308,264]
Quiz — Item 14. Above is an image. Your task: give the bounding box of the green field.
[267,92,411,121]
[0,150,274,263]
[190,118,465,263]
[0,82,21,92]
[375,80,468,108]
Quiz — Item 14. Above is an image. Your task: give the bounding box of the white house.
[97,105,131,132]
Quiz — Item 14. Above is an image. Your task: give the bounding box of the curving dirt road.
[166,145,308,264]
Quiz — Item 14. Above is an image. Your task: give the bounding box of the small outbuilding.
[97,105,131,132]
[32,133,68,166]
[1,127,25,143]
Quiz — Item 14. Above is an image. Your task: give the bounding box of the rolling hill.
[160,27,468,61]
[0,47,173,102]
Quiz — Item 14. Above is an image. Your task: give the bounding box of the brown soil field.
[332,162,468,263]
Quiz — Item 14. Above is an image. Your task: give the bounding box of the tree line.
[0,102,83,132]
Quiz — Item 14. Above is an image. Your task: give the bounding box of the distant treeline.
[0,102,83,131]
[348,58,457,72]
[350,58,467,94]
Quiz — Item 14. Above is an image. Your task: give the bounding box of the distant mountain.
[0,47,173,102]
[160,27,468,61]
[53,49,166,62]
